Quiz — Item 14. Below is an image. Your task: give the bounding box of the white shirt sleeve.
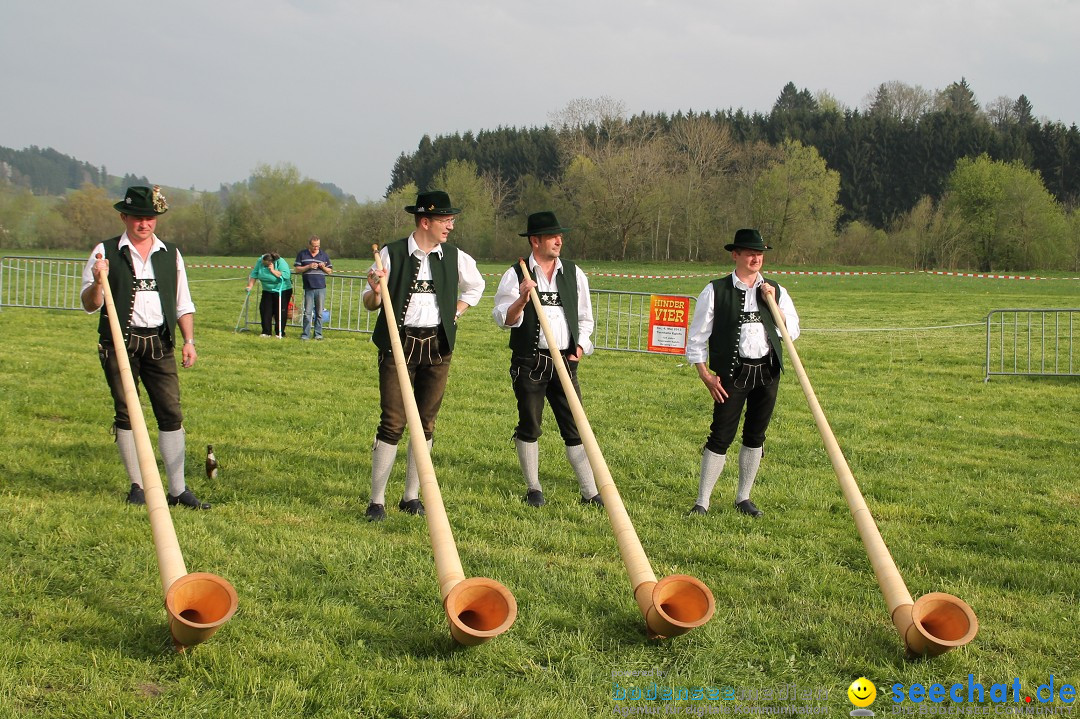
[492,267,522,328]
[685,283,715,365]
[775,284,800,341]
[361,247,392,300]
[175,249,196,317]
[81,243,106,313]
[576,266,594,355]
[456,250,485,306]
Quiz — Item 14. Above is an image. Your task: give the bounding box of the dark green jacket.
[371,238,460,352]
[97,236,180,346]
[508,260,581,356]
[707,276,783,382]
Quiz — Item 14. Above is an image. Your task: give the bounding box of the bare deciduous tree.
[670,116,734,260]
[549,96,628,161]
[985,96,1018,129]
[863,80,933,121]
[482,167,515,258]
[553,99,671,259]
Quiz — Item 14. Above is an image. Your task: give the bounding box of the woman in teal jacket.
[245,252,293,337]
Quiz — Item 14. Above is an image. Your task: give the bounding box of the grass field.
[1,254,1078,718]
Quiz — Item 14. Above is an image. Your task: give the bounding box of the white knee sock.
[369,438,398,506]
[116,428,143,488]
[736,445,763,503]
[516,438,541,492]
[696,449,727,510]
[158,428,186,496]
[565,444,598,499]
[403,438,433,502]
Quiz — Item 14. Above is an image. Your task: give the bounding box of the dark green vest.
[706,275,783,382]
[97,236,180,346]
[509,260,580,355]
[371,238,460,352]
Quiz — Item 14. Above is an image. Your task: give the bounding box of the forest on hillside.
[2,80,1078,271]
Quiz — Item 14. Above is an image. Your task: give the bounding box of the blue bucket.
[321,309,331,324]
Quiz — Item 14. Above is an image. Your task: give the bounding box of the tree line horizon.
[2,79,1078,271]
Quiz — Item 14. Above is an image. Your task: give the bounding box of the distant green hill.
[0,144,355,202]
[0,144,148,196]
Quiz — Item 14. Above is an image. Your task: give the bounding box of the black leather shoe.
[398,498,425,516]
[688,504,708,516]
[580,494,604,507]
[365,503,386,522]
[735,499,763,517]
[167,489,211,510]
[126,483,145,505]
[524,489,545,507]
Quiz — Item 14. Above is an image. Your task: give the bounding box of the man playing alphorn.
[80,185,210,509]
[361,190,485,522]
[492,211,601,508]
[685,229,799,517]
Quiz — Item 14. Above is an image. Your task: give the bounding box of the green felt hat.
[519,211,570,237]
[114,185,169,216]
[724,228,771,251]
[405,190,461,216]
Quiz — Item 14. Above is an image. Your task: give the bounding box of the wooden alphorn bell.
[372,246,516,645]
[761,290,977,657]
[517,259,715,638]
[97,258,237,650]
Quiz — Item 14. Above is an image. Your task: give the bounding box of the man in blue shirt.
[295,235,333,340]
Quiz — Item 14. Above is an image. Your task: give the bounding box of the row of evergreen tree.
[389,80,1080,231]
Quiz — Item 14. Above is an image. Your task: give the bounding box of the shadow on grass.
[5,437,116,494]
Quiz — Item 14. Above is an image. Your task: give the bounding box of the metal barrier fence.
[0,256,381,333]
[590,289,696,353]
[0,255,86,311]
[239,283,698,354]
[237,273,378,334]
[985,308,1078,381]
[1,255,690,356]
[9,256,1078,374]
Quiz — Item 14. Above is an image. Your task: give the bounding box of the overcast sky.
[2,0,1077,202]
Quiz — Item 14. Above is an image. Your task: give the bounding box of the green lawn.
[1,256,1077,718]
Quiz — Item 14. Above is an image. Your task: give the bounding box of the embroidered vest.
[371,238,460,352]
[508,260,580,356]
[706,276,783,382]
[97,236,179,346]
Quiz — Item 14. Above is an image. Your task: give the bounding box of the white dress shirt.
[492,256,595,355]
[81,233,196,325]
[685,273,799,365]
[363,234,485,327]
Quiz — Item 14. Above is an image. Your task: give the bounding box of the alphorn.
[518,259,715,638]
[371,246,516,645]
[98,260,237,650]
[761,291,977,657]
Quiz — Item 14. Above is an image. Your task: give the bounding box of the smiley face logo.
[848,677,877,707]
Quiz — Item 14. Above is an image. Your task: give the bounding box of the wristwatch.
[184,339,195,346]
